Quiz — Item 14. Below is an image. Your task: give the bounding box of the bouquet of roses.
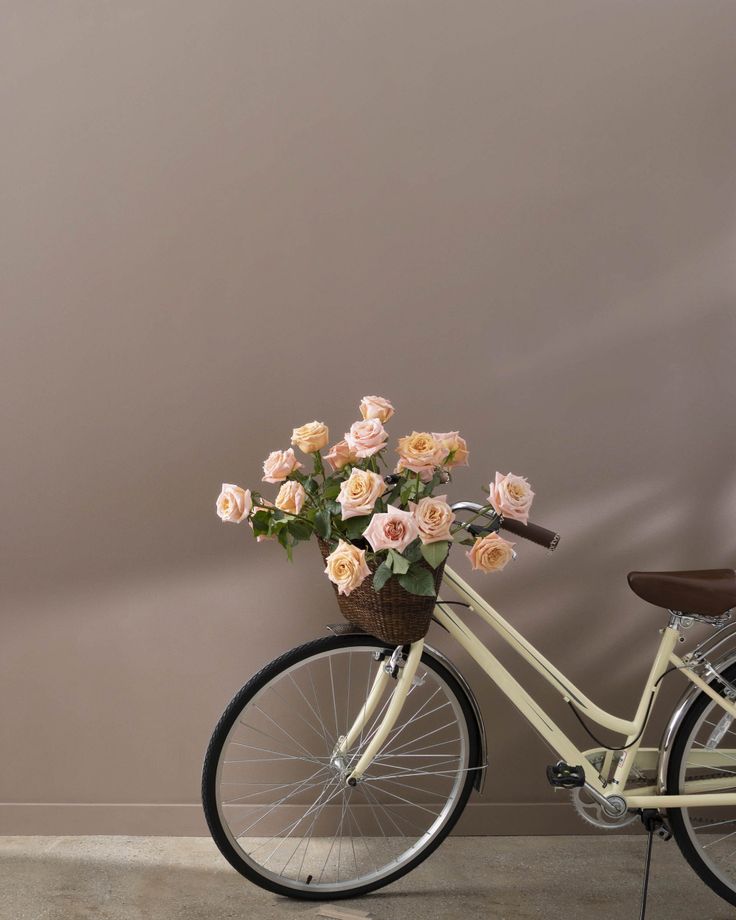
[216,395,534,599]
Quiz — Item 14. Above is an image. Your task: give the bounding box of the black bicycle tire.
[202,633,481,900]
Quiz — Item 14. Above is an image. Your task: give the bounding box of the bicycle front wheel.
[202,634,480,899]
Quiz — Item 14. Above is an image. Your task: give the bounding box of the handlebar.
[450,501,560,552]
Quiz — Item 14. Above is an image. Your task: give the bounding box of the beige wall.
[2,0,735,835]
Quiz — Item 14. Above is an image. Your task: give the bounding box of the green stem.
[313,451,325,479]
[253,502,314,530]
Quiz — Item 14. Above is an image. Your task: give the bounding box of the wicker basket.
[317,538,446,644]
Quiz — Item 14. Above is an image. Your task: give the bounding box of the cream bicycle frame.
[340,564,736,811]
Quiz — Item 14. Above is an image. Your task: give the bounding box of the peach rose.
[275,480,306,515]
[336,468,387,520]
[409,494,454,544]
[325,439,357,472]
[324,539,371,596]
[291,420,329,454]
[433,431,469,468]
[359,395,395,423]
[262,448,303,483]
[363,505,419,553]
[216,483,252,523]
[396,431,444,479]
[467,532,516,573]
[345,419,388,458]
[489,472,535,524]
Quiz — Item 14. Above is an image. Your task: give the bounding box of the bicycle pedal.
[546,762,585,789]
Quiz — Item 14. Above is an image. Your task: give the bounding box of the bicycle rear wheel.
[202,634,480,899]
[667,661,736,908]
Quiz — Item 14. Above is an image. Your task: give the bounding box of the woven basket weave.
[317,538,446,644]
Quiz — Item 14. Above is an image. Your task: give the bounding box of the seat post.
[667,610,690,629]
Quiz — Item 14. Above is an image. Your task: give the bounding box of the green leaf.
[250,510,271,536]
[398,566,436,597]
[384,486,400,506]
[344,515,372,539]
[421,540,449,569]
[287,519,312,541]
[427,471,443,492]
[313,509,331,540]
[399,483,416,505]
[303,476,318,494]
[326,499,341,516]
[403,539,423,563]
[388,549,410,574]
[323,481,341,500]
[277,527,294,560]
[372,561,393,592]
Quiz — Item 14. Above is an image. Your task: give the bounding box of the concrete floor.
[0,835,731,920]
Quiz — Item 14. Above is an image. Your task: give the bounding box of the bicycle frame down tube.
[432,601,606,790]
[441,566,641,736]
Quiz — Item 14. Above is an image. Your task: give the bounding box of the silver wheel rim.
[678,693,736,892]
[213,642,470,893]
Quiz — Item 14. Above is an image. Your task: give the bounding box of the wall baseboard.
[0,802,634,836]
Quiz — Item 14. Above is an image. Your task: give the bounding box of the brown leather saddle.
[628,569,736,618]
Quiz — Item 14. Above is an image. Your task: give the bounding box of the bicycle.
[202,501,736,910]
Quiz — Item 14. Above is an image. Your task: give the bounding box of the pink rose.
[336,469,386,519]
[262,448,303,483]
[409,494,454,544]
[216,484,252,523]
[325,439,357,471]
[488,472,535,524]
[433,431,469,468]
[396,431,445,479]
[345,419,388,458]
[359,395,395,423]
[324,540,371,595]
[275,480,306,515]
[467,532,515,572]
[363,505,419,553]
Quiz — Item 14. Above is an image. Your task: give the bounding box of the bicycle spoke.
[360,781,427,837]
[328,655,340,740]
[383,720,459,756]
[223,769,329,805]
[286,671,333,749]
[267,680,330,748]
[252,704,321,763]
[360,780,442,817]
[306,661,335,748]
[226,740,325,765]
[233,767,328,838]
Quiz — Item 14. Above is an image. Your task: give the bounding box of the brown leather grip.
[499,517,560,551]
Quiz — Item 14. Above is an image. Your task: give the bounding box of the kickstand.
[638,809,669,920]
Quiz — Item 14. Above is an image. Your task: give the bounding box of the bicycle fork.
[330,640,425,786]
